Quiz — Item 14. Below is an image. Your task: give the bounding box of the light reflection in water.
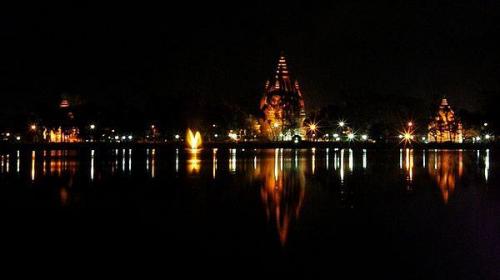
[175,148,179,173]
[334,149,338,170]
[187,149,201,174]
[348,149,353,172]
[274,149,279,181]
[229,149,237,173]
[258,151,305,246]
[340,149,345,184]
[280,148,284,172]
[151,149,156,178]
[31,150,36,181]
[90,149,95,181]
[213,149,218,179]
[362,149,367,170]
[121,149,126,172]
[16,150,20,173]
[399,149,403,169]
[404,148,414,189]
[428,151,463,204]
[311,148,316,174]
[484,149,490,182]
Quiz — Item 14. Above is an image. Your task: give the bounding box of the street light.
[90,124,96,130]
[338,121,345,127]
[30,124,36,131]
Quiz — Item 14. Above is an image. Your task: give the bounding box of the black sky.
[1,1,500,125]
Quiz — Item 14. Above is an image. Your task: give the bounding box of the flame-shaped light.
[186,129,202,150]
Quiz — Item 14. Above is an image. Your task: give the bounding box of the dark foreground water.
[0,148,498,278]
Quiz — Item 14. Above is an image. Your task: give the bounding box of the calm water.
[0,148,498,278]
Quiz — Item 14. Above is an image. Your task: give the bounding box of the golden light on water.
[186,129,202,150]
[187,152,201,174]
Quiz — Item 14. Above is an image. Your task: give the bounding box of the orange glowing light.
[306,121,319,133]
[399,128,415,144]
[186,129,202,150]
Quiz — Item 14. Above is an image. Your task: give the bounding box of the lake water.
[0,148,498,278]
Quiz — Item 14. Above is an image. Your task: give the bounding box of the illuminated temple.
[427,98,463,143]
[259,54,306,140]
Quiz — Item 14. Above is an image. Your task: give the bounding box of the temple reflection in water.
[254,149,306,245]
[0,147,493,245]
[427,150,463,204]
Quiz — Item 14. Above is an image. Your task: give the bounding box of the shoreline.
[0,141,495,151]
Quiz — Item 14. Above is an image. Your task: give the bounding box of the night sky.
[1,1,500,129]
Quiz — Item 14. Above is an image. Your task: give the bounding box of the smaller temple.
[41,96,81,143]
[427,98,463,143]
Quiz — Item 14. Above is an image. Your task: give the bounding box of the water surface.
[0,148,498,278]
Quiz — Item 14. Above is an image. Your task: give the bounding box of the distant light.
[399,135,404,139]
[333,133,339,138]
[16,136,21,141]
[212,124,216,128]
[121,136,126,140]
[347,133,355,140]
[338,121,345,127]
[361,134,368,140]
[214,134,218,138]
[485,134,491,140]
[114,136,119,140]
[6,132,10,137]
[111,129,115,133]
[476,136,481,141]
[294,137,299,144]
[30,124,36,131]
[228,132,238,140]
[335,137,340,141]
[325,134,329,138]
[151,125,155,129]
[484,122,488,127]
[175,134,180,140]
[128,135,133,140]
[404,133,412,140]
[273,123,279,128]
[90,124,96,130]
[407,121,413,127]
[421,137,426,141]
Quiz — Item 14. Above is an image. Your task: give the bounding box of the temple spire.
[274,52,292,91]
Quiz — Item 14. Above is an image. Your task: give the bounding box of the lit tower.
[259,53,306,140]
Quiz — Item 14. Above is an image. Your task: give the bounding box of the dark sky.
[1,1,500,120]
